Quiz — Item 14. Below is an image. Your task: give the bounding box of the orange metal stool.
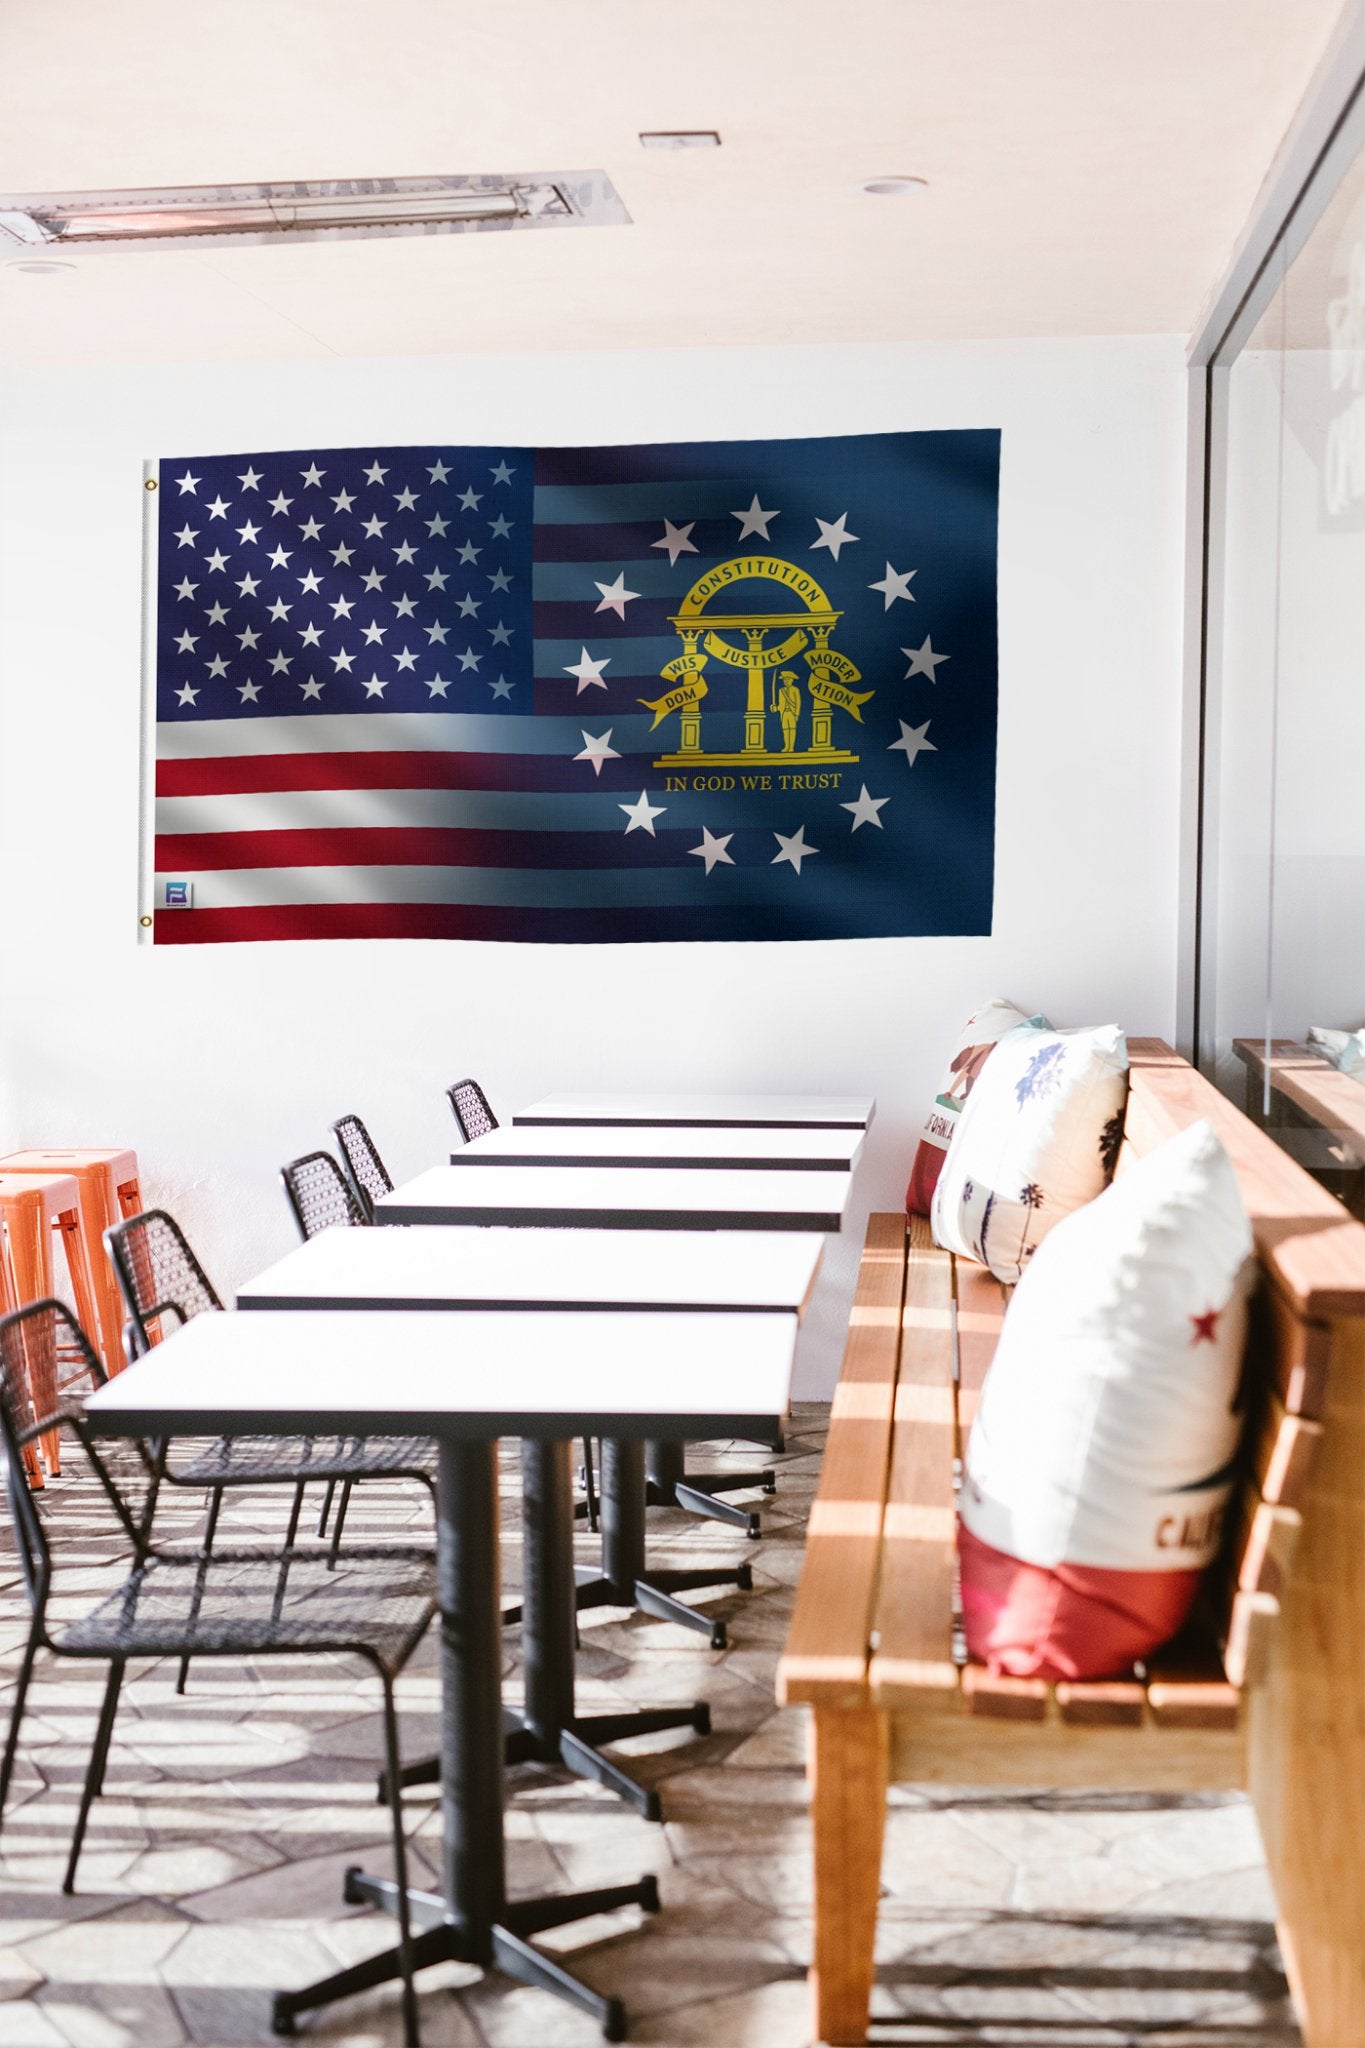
[0,1149,142,1376]
[0,1218,42,1488]
[0,1171,106,1475]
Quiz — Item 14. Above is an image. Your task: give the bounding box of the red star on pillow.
[1189,1307,1220,1345]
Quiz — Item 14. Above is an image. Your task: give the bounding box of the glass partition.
[1203,126,1365,1212]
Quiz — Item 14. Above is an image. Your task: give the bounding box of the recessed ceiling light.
[639,132,721,150]
[860,176,929,197]
[4,258,77,275]
[0,174,631,256]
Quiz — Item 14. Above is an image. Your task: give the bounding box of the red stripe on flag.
[154,826,677,871]
[156,752,577,797]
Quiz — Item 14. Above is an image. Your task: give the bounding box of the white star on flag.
[841,784,890,830]
[300,463,325,487]
[427,673,452,699]
[811,513,859,561]
[394,647,418,672]
[575,730,621,777]
[362,673,388,698]
[205,550,229,573]
[594,573,640,619]
[237,680,262,703]
[869,562,917,609]
[772,827,818,873]
[565,647,611,692]
[270,491,293,515]
[888,719,936,765]
[652,519,698,567]
[174,471,200,495]
[689,828,735,874]
[174,630,198,654]
[206,496,229,519]
[364,461,388,485]
[732,494,779,540]
[459,487,482,510]
[620,791,667,836]
[300,675,324,701]
[901,635,950,681]
[490,461,515,485]
[205,654,229,679]
[489,675,514,700]
[269,650,292,674]
[174,524,198,548]
[428,459,451,483]
[175,682,198,705]
[237,466,262,491]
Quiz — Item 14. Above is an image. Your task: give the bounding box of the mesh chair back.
[331,1114,393,1221]
[447,1078,498,1144]
[105,1209,224,1356]
[281,1150,366,1240]
[0,1302,144,1612]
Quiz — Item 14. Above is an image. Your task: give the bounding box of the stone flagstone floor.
[1,1408,1300,2047]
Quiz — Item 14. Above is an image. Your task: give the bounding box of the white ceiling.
[0,0,1348,365]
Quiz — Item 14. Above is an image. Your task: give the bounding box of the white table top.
[456,1125,864,1172]
[238,1225,824,1316]
[511,1092,875,1131]
[83,1309,797,1441]
[375,1164,851,1233]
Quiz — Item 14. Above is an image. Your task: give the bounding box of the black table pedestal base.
[644,1439,775,1539]
[572,1559,752,1650]
[270,1865,658,2043]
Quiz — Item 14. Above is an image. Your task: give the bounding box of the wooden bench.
[1235,1035,1365,1217]
[778,1038,1365,2047]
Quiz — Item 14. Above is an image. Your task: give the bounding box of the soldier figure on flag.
[774,668,802,754]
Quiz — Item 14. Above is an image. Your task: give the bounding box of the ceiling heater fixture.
[0,172,631,256]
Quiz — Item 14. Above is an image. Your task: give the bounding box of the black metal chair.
[105,1208,437,1660]
[331,1113,394,1223]
[0,1299,432,2044]
[280,1148,367,1235]
[446,1078,498,1144]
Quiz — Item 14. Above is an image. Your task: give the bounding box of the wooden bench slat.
[777,1211,907,1707]
[1224,1587,1280,1688]
[1249,1276,1331,1419]
[1143,1628,1242,1730]
[962,1666,1049,1720]
[953,1256,1008,1452]
[1055,1679,1147,1727]
[1251,1393,1324,1510]
[868,1217,958,1700]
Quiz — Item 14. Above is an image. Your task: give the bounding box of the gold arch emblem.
[639,555,874,769]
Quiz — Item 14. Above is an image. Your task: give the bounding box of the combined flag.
[150,430,999,944]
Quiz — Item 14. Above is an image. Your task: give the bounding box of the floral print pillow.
[930,1022,1129,1282]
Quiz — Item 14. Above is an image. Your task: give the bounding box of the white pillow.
[1307,1024,1365,1077]
[931,1022,1129,1283]
[960,1118,1254,1574]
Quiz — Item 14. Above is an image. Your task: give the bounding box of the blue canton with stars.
[157,447,533,720]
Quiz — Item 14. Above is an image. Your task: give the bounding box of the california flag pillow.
[958,1118,1254,1680]
[931,1022,1129,1283]
[905,999,1048,1216]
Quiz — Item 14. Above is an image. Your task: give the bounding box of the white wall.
[0,335,1187,1395]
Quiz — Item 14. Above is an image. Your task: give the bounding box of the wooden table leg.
[810,1704,888,2046]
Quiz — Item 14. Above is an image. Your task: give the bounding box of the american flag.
[151,431,999,944]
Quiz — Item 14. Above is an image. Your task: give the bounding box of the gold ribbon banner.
[807,668,875,721]
[705,627,808,669]
[639,667,710,730]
